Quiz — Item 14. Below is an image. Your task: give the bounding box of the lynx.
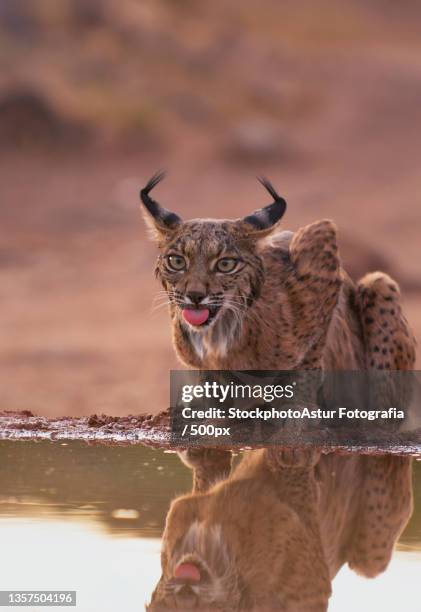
[140,173,416,610]
[140,172,415,372]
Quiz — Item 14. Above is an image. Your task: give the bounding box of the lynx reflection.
[147,448,413,612]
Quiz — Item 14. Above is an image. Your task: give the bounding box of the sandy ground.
[1,2,421,417]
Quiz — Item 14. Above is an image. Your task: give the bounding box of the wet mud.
[0,410,420,456]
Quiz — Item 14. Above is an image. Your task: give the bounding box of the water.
[0,441,420,611]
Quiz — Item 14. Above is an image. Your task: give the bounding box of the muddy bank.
[0,411,420,456]
[0,410,170,447]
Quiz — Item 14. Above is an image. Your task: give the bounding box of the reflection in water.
[149,448,420,611]
[0,442,420,611]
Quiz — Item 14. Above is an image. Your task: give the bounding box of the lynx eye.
[166,254,186,272]
[215,257,239,273]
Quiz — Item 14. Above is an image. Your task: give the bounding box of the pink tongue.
[182,308,209,326]
[174,563,201,582]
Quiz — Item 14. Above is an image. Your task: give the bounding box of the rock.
[0,90,90,151]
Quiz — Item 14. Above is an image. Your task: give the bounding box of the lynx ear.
[242,178,286,234]
[140,171,182,238]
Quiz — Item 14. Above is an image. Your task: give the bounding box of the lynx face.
[147,520,241,611]
[155,220,265,332]
[140,173,286,351]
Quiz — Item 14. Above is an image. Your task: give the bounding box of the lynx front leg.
[178,447,232,493]
[288,220,342,369]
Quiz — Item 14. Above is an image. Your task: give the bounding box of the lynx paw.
[266,447,321,469]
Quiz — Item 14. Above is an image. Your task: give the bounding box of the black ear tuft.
[140,171,182,230]
[257,176,284,204]
[142,170,166,195]
[243,177,287,231]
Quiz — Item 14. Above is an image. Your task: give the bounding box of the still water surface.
[0,441,420,611]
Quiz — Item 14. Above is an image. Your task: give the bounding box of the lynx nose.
[186,290,206,307]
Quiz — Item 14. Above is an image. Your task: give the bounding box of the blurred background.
[1,0,420,416]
